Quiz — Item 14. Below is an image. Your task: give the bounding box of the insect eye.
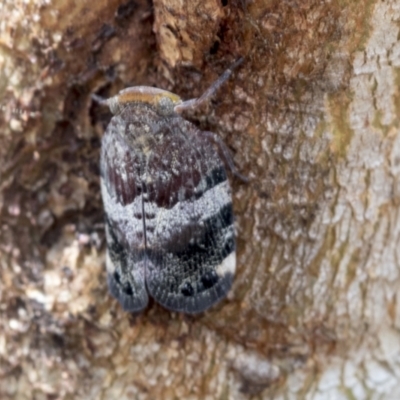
[157,96,174,116]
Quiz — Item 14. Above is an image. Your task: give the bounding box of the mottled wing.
[144,119,236,314]
[100,116,148,312]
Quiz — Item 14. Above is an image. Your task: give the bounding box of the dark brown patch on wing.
[101,140,142,205]
[144,133,227,209]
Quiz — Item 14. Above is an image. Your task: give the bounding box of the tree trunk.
[1,0,399,398]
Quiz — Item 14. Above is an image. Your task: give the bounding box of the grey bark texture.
[1,0,399,399]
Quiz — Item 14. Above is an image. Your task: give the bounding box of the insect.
[97,59,243,314]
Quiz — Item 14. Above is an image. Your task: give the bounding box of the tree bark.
[1,0,399,398]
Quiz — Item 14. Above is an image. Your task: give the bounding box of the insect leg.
[199,130,249,183]
[174,58,244,113]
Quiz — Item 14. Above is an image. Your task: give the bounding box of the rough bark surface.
[1,0,399,399]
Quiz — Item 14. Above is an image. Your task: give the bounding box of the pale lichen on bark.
[1,0,400,399]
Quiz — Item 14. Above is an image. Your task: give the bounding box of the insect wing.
[100,117,149,312]
[144,124,236,314]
